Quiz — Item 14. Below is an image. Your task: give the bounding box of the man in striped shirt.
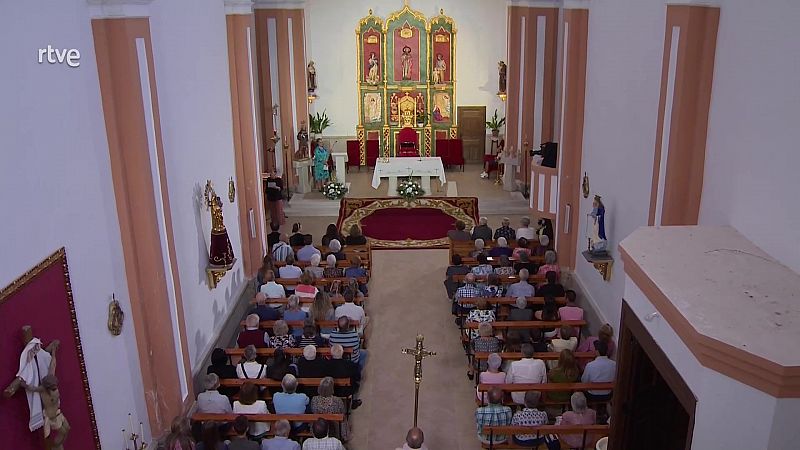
[328,316,366,372]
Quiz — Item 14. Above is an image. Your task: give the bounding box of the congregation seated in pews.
[441,220,616,449]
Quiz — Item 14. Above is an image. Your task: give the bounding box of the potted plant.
[485,109,506,138]
[322,180,348,200]
[309,110,332,139]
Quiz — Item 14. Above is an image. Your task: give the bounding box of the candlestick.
[122,428,127,450]
[139,422,144,443]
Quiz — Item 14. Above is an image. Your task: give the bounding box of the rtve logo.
[38,45,81,68]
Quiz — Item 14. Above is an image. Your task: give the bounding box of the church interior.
[2,0,800,449]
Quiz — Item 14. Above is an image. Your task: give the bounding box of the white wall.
[149,0,248,371]
[699,0,800,274]
[304,0,507,136]
[573,0,665,328]
[0,0,149,446]
[624,277,782,449]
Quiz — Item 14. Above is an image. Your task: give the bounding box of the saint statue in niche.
[433,53,447,84]
[367,52,381,85]
[307,61,317,93]
[401,46,413,80]
[498,61,507,94]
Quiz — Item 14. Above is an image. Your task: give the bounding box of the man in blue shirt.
[581,340,616,403]
[272,374,309,414]
[506,269,536,298]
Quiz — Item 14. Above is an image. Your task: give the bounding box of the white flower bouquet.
[397,177,425,200]
[323,181,348,200]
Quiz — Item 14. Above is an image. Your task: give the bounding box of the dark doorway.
[609,301,696,450]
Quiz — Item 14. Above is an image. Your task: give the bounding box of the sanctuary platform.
[337,197,478,248]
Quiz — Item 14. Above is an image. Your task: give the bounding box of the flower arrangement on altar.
[398,177,425,201]
[323,181,348,200]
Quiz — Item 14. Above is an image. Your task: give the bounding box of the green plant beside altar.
[486,109,506,137]
[398,177,425,201]
[323,180,347,200]
[309,110,332,136]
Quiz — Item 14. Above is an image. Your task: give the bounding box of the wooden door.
[457,106,486,162]
[610,302,696,450]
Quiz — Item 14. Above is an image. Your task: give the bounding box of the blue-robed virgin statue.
[589,195,608,254]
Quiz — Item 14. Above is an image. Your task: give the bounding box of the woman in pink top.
[294,270,319,301]
[558,392,598,448]
[536,250,561,279]
[476,353,506,403]
[577,323,616,369]
[511,237,533,259]
[558,290,584,336]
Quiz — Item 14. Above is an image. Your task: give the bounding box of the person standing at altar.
[266,171,285,226]
[312,139,330,191]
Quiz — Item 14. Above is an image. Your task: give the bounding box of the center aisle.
[348,249,482,450]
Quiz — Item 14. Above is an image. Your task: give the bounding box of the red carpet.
[337,197,479,248]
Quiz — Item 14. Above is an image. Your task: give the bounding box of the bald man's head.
[406,427,425,449]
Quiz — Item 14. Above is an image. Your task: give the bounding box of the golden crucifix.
[401,334,436,427]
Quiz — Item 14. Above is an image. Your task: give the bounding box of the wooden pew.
[472,351,596,362]
[475,382,614,406]
[458,296,565,305]
[224,347,352,359]
[249,296,367,306]
[276,276,368,287]
[220,378,351,388]
[461,320,586,339]
[240,320,360,330]
[190,413,346,440]
[480,424,609,450]
[461,255,545,266]
[451,274,546,284]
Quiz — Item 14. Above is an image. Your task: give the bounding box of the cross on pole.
[401,334,436,427]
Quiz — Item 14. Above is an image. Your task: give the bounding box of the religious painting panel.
[0,248,100,450]
[386,4,428,85]
[432,91,453,124]
[363,92,383,126]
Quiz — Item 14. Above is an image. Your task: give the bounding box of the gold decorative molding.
[582,250,613,281]
[357,126,366,165]
[206,259,236,290]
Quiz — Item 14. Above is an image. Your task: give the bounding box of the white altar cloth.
[371,157,446,194]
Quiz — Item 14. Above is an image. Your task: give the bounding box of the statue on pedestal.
[296,122,309,160]
[498,61,507,94]
[205,181,235,267]
[588,195,608,255]
[307,61,317,93]
[433,53,446,84]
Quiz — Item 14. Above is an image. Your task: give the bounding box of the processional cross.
[401,334,436,427]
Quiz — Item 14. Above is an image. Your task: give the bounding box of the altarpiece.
[355,3,457,165]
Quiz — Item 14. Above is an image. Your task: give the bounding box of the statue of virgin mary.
[588,195,608,254]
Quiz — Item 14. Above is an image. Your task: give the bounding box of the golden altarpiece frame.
[355,3,457,165]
